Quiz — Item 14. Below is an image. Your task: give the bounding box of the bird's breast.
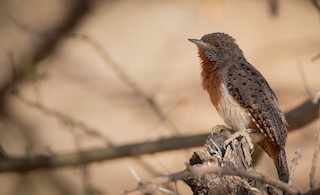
[216,83,251,130]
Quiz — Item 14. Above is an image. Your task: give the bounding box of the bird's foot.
[224,129,255,150]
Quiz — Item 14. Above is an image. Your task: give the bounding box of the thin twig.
[5,19,181,134]
[297,60,312,97]
[289,149,302,185]
[5,1,89,63]
[67,33,180,134]
[128,164,141,182]
[12,92,113,146]
[158,187,175,195]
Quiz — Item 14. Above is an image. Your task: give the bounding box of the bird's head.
[189,32,244,70]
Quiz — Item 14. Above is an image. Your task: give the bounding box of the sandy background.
[0,0,319,194]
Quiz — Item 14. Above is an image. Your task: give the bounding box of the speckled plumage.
[189,32,289,183]
[225,62,287,147]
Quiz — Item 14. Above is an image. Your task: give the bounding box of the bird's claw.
[224,129,254,150]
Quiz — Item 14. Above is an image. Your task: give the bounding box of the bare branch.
[0,133,207,173]
[286,92,320,132]
[1,93,319,173]
[126,126,300,195]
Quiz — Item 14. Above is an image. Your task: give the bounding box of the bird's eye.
[214,42,220,47]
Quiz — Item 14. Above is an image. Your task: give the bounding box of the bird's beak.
[188,39,210,49]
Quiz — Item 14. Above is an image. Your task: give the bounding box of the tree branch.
[286,92,320,132]
[0,93,319,173]
[126,126,300,195]
[0,133,207,173]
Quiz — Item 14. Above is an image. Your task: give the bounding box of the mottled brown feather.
[225,62,288,149]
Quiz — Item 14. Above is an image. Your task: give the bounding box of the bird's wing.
[225,62,287,148]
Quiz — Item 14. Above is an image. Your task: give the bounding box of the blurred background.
[0,0,319,194]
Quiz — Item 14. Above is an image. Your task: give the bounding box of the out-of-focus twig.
[268,0,279,16]
[288,149,302,186]
[297,60,312,97]
[81,166,103,195]
[67,33,180,134]
[303,187,320,195]
[311,52,320,62]
[12,92,113,146]
[286,92,320,132]
[5,1,89,63]
[0,1,90,96]
[310,0,320,12]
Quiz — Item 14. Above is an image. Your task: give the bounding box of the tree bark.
[185,125,278,195]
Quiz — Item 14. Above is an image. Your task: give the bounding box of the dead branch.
[126,125,299,195]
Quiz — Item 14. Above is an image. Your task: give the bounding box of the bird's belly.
[216,84,251,131]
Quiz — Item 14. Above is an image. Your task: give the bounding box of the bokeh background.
[0,0,319,194]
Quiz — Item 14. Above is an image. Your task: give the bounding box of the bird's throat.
[198,50,220,88]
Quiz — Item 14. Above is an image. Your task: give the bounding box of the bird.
[188,32,289,183]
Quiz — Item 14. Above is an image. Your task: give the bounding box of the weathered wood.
[184,125,277,195]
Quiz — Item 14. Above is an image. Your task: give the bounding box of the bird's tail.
[259,139,290,183]
[276,149,289,183]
